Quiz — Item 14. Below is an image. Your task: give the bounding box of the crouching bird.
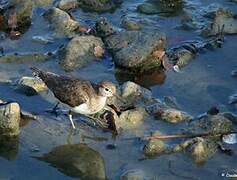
[31,67,118,129]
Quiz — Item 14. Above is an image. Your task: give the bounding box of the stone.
[201,8,237,37]
[105,31,166,71]
[57,0,79,11]
[15,76,47,96]
[121,81,152,104]
[0,102,20,137]
[143,131,168,157]
[78,0,122,13]
[117,107,148,129]
[37,143,106,179]
[121,17,141,31]
[155,108,193,123]
[59,35,104,71]
[43,7,79,35]
[137,0,183,16]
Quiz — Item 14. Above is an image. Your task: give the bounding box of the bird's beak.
[113,93,126,104]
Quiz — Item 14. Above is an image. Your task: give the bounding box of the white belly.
[71,97,107,115]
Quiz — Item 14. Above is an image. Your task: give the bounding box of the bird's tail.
[30,67,42,78]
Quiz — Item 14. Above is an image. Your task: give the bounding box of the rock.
[104,30,166,71]
[154,108,193,123]
[137,0,183,16]
[95,18,116,38]
[117,107,148,129]
[185,138,217,165]
[78,0,122,13]
[120,169,153,180]
[121,17,141,31]
[15,76,47,96]
[1,0,32,33]
[121,81,152,104]
[56,0,79,11]
[143,131,169,157]
[201,8,237,37]
[0,52,52,63]
[188,114,233,135]
[0,102,20,137]
[231,69,237,77]
[43,7,80,35]
[37,144,106,179]
[59,35,104,71]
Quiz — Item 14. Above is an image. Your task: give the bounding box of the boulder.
[0,102,20,137]
[201,8,237,37]
[137,0,183,16]
[56,0,79,11]
[43,7,79,35]
[143,131,169,157]
[78,0,122,12]
[15,76,47,96]
[37,144,106,179]
[59,35,104,71]
[117,107,148,129]
[104,30,166,71]
[121,81,152,105]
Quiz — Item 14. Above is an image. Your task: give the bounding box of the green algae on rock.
[36,144,106,180]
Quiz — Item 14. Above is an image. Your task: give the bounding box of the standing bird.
[31,67,118,129]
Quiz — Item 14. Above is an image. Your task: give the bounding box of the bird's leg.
[68,110,76,129]
[45,102,60,116]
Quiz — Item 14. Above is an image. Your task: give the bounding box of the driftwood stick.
[144,131,237,140]
[123,131,237,141]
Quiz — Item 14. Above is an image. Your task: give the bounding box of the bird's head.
[98,81,116,97]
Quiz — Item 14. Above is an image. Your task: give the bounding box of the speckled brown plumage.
[31,67,98,107]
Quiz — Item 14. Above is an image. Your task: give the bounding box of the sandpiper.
[31,67,118,129]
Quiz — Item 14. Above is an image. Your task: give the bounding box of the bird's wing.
[31,67,94,107]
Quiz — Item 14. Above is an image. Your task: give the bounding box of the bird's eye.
[105,88,109,91]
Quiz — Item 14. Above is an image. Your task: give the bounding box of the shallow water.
[0,0,237,179]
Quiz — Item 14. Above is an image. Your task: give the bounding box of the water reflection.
[115,68,166,88]
[36,143,106,180]
[0,136,19,160]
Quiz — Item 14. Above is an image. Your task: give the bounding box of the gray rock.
[37,144,106,179]
[78,0,122,12]
[121,17,141,31]
[201,8,237,37]
[188,114,233,135]
[121,81,152,105]
[56,0,79,11]
[105,31,166,70]
[143,131,169,157]
[15,76,47,96]
[43,7,79,35]
[59,35,104,71]
[186,138,217,165]
[117,107,148,129]
[137,0,183,16]
[0,102,20,137]
[1,0,33,32]
[95,18,116,38]
[156,108,193,123]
